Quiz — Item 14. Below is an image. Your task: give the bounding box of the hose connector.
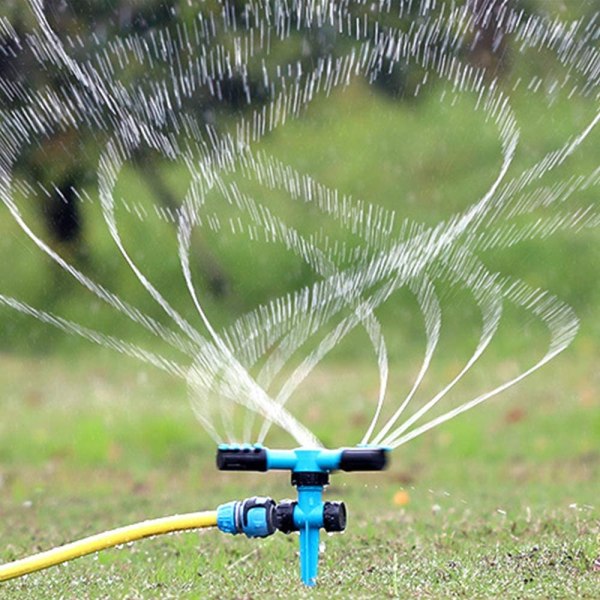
[217,496,276,538]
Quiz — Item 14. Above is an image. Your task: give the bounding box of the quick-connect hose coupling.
[217,496,276,538]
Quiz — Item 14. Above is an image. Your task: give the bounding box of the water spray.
[215,444,389,586]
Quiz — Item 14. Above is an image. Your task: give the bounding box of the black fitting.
[216,446,268,472]
[275,500,298,534]
[323,501,347,532]
[291,471,330,487]
[339,448,388,471]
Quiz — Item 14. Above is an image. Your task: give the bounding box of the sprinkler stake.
[216,445,388,586]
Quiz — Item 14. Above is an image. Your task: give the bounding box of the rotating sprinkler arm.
[216,445,389,586]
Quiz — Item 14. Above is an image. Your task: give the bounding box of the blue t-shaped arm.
[216,445,388,586]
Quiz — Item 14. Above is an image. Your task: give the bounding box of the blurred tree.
[466,0,511,79]
[0,0,233,295]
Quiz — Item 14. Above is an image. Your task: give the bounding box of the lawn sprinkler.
[0,444,387,586]
[215,444,389,586]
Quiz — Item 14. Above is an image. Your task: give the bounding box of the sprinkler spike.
[216,445,389,586]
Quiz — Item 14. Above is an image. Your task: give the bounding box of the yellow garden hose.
[0,510,218,582]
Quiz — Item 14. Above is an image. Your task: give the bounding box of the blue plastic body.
[294,485,325,586]
[266,447,343,472]
[265,448,337,586]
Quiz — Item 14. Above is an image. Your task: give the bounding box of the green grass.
[0,349,598,598]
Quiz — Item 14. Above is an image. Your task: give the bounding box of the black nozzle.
[275,499,298,534]
[323,501,347,532]
[216,446,268,472]
[339,448,388,471]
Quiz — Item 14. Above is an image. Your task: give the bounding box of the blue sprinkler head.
[215,445,389,586]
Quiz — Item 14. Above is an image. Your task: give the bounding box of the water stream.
[0,0,597,448]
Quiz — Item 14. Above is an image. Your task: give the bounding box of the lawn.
[0,344,598,598]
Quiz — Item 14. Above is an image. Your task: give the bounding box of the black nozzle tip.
[339,447,388,471]
[216,445,268,472]
[323,501,347,532]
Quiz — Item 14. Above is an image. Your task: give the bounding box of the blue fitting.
[217,497,276,538]
[216,445,389,586]
[216,500,239,535]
